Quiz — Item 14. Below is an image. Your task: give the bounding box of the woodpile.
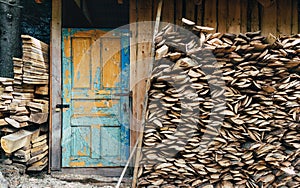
[0,35,49,172]
[21,35,49,85]
[136,19,300,187]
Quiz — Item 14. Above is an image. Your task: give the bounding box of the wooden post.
[0,0,22,78]
[50,0,62,171]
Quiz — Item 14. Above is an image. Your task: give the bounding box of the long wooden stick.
[131,0,163,187]
[116,140,139,188]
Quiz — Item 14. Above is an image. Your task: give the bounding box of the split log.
[35,85,48,95]
[13,149,31,163]
[29,113,48,124]
[1,129,39,153]
[26,150,48,165]
[4,117,28,128]
[32,139,47,149]
[32,134,47,143]
[27,99,49,114]
[30,143,48,157]
[27,158,48,171]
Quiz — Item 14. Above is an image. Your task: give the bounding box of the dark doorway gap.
[63,0,129,28]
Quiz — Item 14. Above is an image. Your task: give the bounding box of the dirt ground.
[0,164,131,188]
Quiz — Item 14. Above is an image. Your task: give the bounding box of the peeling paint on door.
[62,29,130,167]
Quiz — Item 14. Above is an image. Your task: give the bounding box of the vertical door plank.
[102,38,121,88]
[129,0,138,148]
[185,0,195,21]
[218,0,228,33]
[175,0,183,25]
[227,0,241,34]
[120,32,131,161]
[261,0,277,36]
[250,0,260,32]
[277,0,292,35]
[291,0,298,35]
[50,0,62,171]
[240,0,248,33]
[196,0,204,25]
[61,29,72,167]
[72,38,92,88]
[204,0,217,29]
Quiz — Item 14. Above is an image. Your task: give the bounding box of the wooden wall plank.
[196,0,204,25]
[175,0,183,25]
[291,0,299,34]
[129,0,138,149]
[240,0,248,33]
[203,0,217,29]
[227,0,241,34]
[50,0,62,171]
[250,0,260,31]
[277,0,292,35]
[217,0,228,33]
[162,0,175,24]
[135,0,153,147]
[185,0,195,21]
[261,0,277,36]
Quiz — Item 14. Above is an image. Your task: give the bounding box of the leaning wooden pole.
[131,0,163,187]
[0,0,22,78]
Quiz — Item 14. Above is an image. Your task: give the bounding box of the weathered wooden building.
[47,0,299,176]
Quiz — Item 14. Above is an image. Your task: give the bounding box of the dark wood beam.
[73,0,92,25]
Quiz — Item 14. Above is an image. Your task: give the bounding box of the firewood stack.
[136,19,300,187]
[0,35,49,172]
[21,35,49,85]
[13,57,23,85]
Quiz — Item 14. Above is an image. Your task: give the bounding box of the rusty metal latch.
[56,104,70,109]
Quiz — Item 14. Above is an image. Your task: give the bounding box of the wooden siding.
[129,0,300,147]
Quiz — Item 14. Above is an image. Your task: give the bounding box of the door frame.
[50,0,132,174]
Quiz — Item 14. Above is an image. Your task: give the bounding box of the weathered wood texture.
[0,34,50,172]
[129,0,300,147]
[50,0,62,171]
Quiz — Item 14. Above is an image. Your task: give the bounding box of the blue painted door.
[62,29,130,167]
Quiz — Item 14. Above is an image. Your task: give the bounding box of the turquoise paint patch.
[62,28,130,167]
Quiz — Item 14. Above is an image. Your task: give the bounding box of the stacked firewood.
[0,35,49,172]
[21,35,49,85]
[13,58,23,85]
[136,19,300,187]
